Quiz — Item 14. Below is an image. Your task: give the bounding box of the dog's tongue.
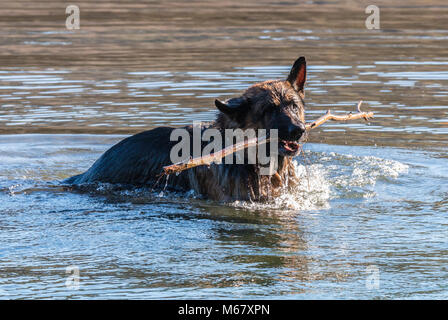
[284,141,299,152]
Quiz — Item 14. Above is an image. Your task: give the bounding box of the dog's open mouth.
[279,139,301,156]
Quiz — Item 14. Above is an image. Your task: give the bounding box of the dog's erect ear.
[214,97,248,115]
[287,56,307,92]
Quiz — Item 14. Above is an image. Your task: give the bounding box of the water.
[0,0,447,299]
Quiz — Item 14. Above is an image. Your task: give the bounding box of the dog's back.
[65,127,176,185]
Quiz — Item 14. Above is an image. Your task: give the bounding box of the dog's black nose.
[288,122,306,140]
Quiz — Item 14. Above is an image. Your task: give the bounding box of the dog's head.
[215,56,307,156]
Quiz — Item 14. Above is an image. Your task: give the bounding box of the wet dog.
[64,56,308,201]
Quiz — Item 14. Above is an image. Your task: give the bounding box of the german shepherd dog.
[64,56,308,201]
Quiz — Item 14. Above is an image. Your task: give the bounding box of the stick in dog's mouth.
[280,139,301,153]
[162,101,373,176]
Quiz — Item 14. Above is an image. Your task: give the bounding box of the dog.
[64,56,308,201]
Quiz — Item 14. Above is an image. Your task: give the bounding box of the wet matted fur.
[64,56,309,201]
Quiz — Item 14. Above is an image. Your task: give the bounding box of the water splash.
[322,152,409,196]
[232,160,331,211]
[230,151,409,212]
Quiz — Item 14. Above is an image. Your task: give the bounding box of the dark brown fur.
[64,57,308,201]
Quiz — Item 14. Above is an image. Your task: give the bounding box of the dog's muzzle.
[278,122,306,156]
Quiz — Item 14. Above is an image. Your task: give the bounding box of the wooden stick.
[162,101,373,175]
[162,135,268,175]
[305,101,373,130]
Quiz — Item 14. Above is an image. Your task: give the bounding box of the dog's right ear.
[287,56,307,94]
[214,97,248,115]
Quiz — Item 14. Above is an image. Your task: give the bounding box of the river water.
[0,0,447,299]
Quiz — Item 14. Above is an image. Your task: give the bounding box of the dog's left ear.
[287,56,306,95]
[214,97,248,115]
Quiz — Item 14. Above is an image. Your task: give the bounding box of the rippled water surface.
[0,0,447,299]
